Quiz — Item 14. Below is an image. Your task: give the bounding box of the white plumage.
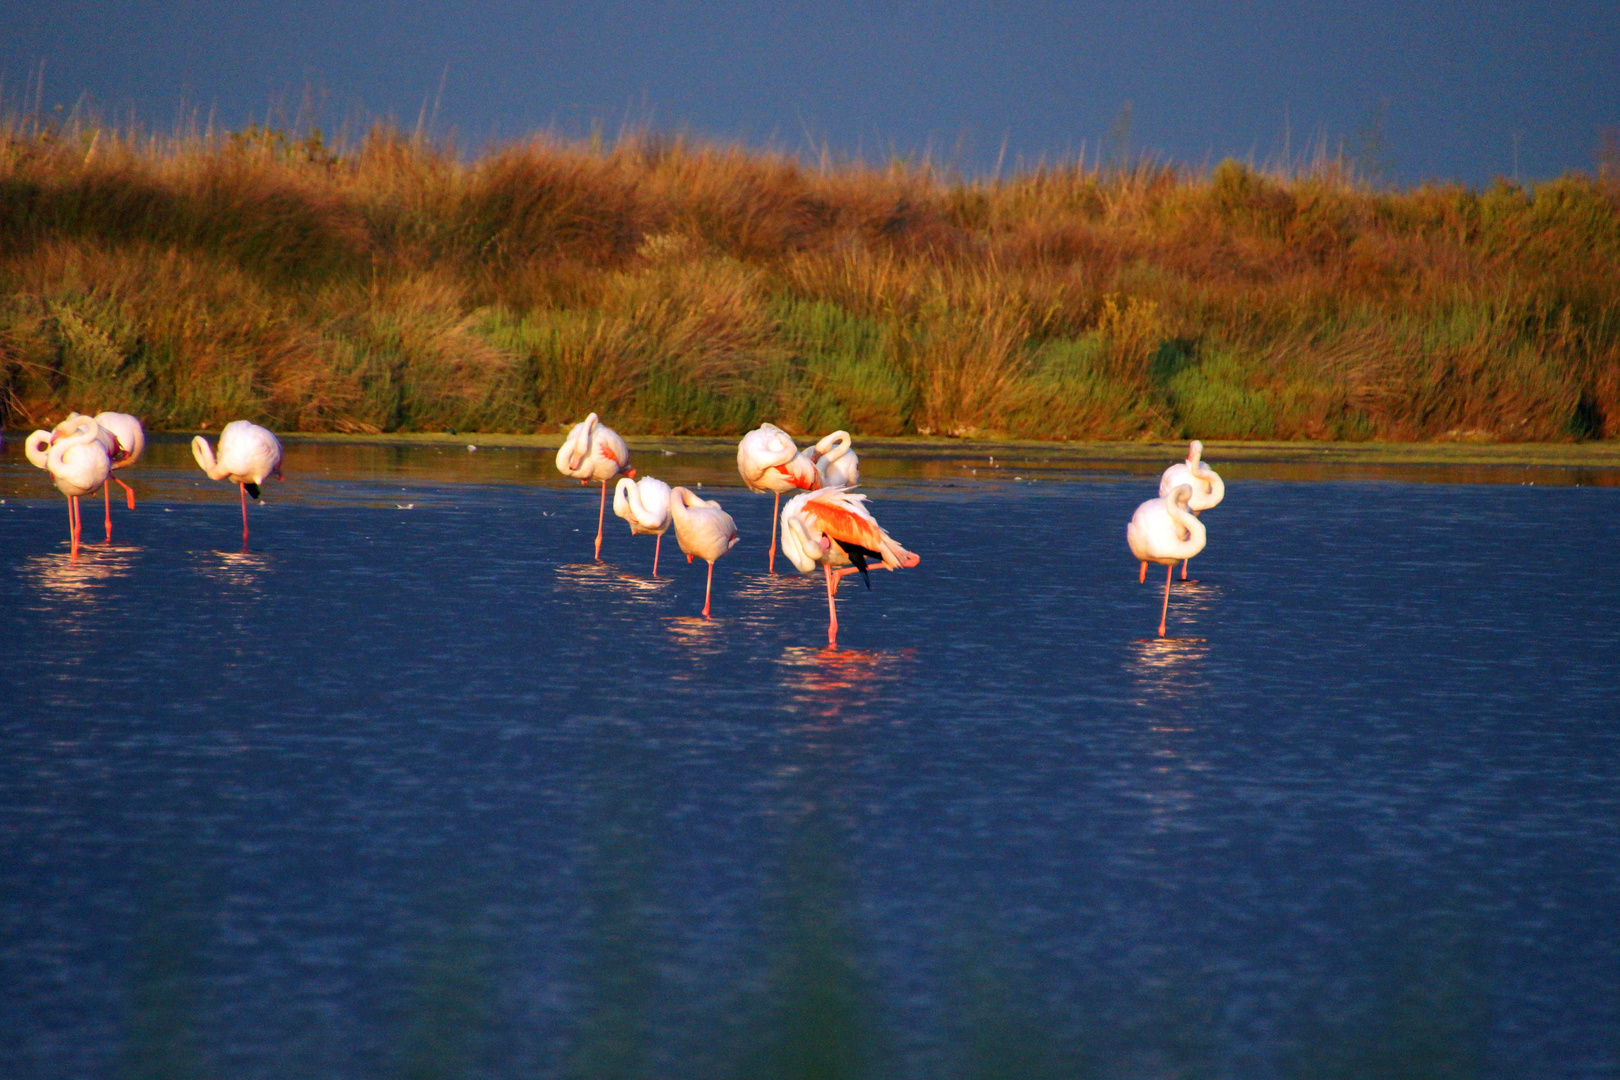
[192,420,284,541]
[556,412,633,561]
[807,430,859,489]
[1127,484,1207,638]
[613,474,673,576]
[737,423,820,573]
[779,486,918,645]
[669,486,740,618]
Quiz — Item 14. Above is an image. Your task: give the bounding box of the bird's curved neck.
[816,431,851,460]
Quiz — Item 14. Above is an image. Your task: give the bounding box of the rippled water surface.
[1,440,1617,1079]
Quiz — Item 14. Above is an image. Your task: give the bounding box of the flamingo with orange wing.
[780,487,919,646]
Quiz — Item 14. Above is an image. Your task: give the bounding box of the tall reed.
[3,117,1616,439]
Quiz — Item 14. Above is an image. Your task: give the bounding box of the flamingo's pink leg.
[653,533,662,578]
[1181,558,1189,581]
[66,497,76,548]
[824,563,839,645]
[103,483,113,541]
[1139,560,1148,584]
[703,561,714,618]
[1159,563,1172,638]
[769,492,780,573]
[114,476,136,510]
[595,480,607,561]
[240,483,250,541]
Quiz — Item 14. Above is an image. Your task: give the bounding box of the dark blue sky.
[4,0,1616,185]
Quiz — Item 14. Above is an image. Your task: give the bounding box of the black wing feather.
[835,540,883,589]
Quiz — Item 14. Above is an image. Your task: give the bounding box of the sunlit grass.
[3,115,1617,440]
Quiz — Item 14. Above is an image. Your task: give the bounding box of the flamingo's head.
[1187,439,1203,464]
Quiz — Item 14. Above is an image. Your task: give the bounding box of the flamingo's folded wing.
[800,499,913,571]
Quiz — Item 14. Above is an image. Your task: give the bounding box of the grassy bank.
[3,117,1618,441]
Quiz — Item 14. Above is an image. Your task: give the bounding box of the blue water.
[1,442,1617,1079]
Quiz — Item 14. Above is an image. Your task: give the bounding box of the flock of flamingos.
[20,410,1225,642]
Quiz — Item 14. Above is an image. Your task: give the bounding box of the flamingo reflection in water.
[23,543,137,604]
[779,487,919,647]
[777,644,914,725]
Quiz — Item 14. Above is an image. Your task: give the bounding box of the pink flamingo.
[556,413,633,561]
[1158,440,1224,580]
[779,487,919,646]
[192,421,284,543]
[612,475,673,576]
[737,423,819,572]
[669,486,739,618]
[92,411,145,540]
[1127,483,1208,637]
[26,418,110,556]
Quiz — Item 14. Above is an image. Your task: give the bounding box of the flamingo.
[192,421,284,542]
[612,474,673,576]
[737,423,819,572]
[669,486,739,618]
[779,487,919,646]
[1127,483,1208,638]
[806,430,860,489]
[27,417,111,554]
[90,412,144,540]
[556,413,633,561]
[1158,440,1224,580]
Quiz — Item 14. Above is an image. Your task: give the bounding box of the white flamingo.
[612,474,673,576]
[1127,483,1208,638]
[737,423,819,573]
[192,421,284,542]
[90,411,145,540]
[1158,440,1224,580]
[807,430,860,489]
[669,486,740,618]
[780,487,919,646]
[556,413,633,561]
[27,417,111,554]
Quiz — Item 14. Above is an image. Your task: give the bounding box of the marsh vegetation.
[2,116,1617,441]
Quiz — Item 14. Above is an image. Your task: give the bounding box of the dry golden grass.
[3,116,1617,440]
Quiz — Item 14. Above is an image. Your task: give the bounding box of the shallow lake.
[1,439,1617,1080]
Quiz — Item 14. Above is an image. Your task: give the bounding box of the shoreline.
[30,430,1614,469]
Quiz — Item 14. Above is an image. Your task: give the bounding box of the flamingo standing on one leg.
[1127,483,1208,638]
[29,418,111,555]
[737,423,819,573]
[612,475,673,576]
[779,487,919,646]
[806,430,860,489]
[192,421,284,543]
[669,486,739,618]
[25,415,105,535]
[91,411,145,541]
[1158,440,1224,580]
[556,413,633,561]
